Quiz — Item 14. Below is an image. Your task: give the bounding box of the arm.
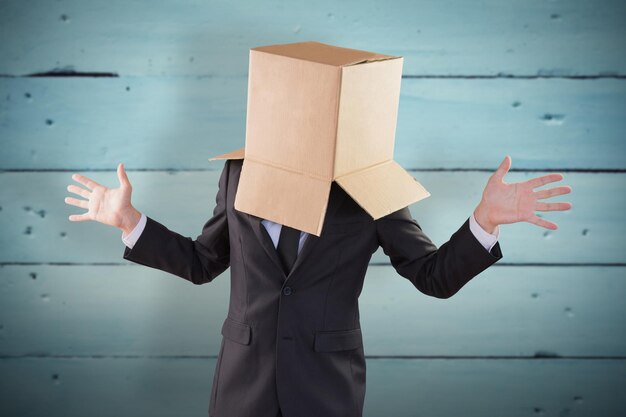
[376,208,503,299]
[379,153,573,299]
[121,160,231,285]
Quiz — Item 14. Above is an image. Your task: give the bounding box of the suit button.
[282,286,293,296]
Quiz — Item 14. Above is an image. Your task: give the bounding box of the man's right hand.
[64,163,141,235]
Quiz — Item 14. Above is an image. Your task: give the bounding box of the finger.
[117,163,131,188]
[492,155,512,181]
[68,212,90,222]
[527,214,558,230]
[535,201,573,211]
[64,196,89,209]
[71,173,101,191]
[526,173,564,190]
[534,185,572,200]
[67,184,90,199]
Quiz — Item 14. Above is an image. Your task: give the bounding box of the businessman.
[64,155,571,417]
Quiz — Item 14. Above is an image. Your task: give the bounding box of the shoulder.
[218,158,243,179]
[229,158,243,170]
[217,158,243,195]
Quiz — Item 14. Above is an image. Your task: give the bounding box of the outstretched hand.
[473,156,572,233]
[64,163,141,234]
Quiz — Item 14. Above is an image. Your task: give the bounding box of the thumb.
[492,155,511,181]
[117,163,131,188]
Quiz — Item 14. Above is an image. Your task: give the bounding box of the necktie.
[276,224,300,275]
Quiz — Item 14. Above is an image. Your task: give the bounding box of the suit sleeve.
[376,207,503,299]
[121,160,231,285]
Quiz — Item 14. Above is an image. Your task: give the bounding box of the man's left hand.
[473,155,572,234]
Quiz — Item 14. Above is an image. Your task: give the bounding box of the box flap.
[335,160,430,220]
[208,147,245,161]
[235,158,332,236]
[251,41,399,68]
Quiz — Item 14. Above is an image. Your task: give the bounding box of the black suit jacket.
[123,159,503,417]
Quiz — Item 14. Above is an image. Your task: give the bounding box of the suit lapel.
[244,182,347,283]
[246,213,288,277]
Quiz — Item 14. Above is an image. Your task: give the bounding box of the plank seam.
[1,73,625,79]
[1,354,625,360]
[2,169,626,173]
[1,262,625,267]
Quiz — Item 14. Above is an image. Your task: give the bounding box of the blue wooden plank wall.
[1,1,625,416]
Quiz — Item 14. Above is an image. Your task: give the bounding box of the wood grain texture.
[0,265,624,357]
[0,0,624,415]
[0,170,612,263]
[1,0,625,76]
[0,357,623,417]
[2,77,625,170]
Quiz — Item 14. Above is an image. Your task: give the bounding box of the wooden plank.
[365,359,626,417]
[0,357,623,417]
[360,266,626,357]
[0,77,248,171]
[372,169,624,265]
[1,265,624,357]
[0,171,620,263]
[0,357,216,417]
[1,0,625,76]
[0,264,231,356]
[2,77,625,170]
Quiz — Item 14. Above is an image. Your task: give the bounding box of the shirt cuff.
[469,212,499,253]
[121,212,147,249]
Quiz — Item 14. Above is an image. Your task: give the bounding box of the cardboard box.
[209,41,430,236]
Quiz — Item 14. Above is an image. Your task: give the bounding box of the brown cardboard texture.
[209,41,430,236]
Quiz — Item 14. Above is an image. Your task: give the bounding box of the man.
[65,154,571,417]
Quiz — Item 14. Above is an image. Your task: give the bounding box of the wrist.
[118,206,141,236]
[473,202,498,234]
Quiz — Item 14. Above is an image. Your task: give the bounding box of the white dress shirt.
[122,210,499,253]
